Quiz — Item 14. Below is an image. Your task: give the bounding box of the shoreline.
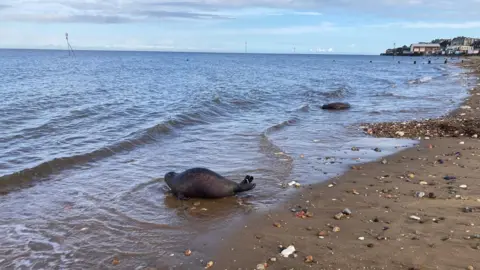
[207,57,480,269]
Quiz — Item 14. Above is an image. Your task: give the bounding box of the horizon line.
[0,47,378,56]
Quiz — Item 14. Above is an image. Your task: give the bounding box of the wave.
[371,91,413,99]
[408,76,433,84]
[0,106,228,193]
[286,104,310,113]
[264,118,298,135]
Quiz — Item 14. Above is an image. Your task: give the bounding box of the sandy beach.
[207,58,480,270]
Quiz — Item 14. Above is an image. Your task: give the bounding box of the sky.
[0,0,479,54]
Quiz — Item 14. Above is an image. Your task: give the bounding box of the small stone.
[409,215,421,221]
[460,184,468,189]
[328,184,334,188]
[256,264,266,270]
[273,222,282,228]
[415,192,425,198]
[352,189,360,195]
[460,141,465,145]
[318,231,328,237]
[304,255,314,263]
[428,192,436,199]
[205,261,214,269]
[395,131,405,137]
[342,208,352,215]
[193,202,201,206]
[112,257,120,266]
[280,245,295,257]
[358,237,365,241]
[419,181,428,185]
[367,243,374,248]
[374,147,381,152]
[408,173,415,179]
[463,207,474,213]
[269,257,277,262]
[467,266,474,270]
[472,134,478,138]
[332,226,341,232]
[381,159,388,164]
[334,213,344,220]
[184,249,192,256]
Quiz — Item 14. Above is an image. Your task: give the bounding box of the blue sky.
[0,0,479,54]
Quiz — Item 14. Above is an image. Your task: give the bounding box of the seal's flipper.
[241,175,254,185]
[235,182,256,193]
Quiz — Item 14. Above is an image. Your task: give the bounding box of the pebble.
[328,184,334,188]
[460,141,465,145]
[367,243,374,248]
[256,264,266,270]
[342,208,352,215]
[334,213,344,220]
[332,226,341,232]
[395,131,405,137]
[304,255,314,263]
[358,237,365,241]
[184,249,192,256]
[269,257,277,262]
[280,245,295,257]
[415,191,425,198]
[460,184,468,189]
[467,266,474,270]
[205,261,214,269]
[409,215,421,221]
[381,159,388,164]
[419,181,428,185]
[473,134,478,138]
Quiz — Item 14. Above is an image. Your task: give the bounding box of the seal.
[164,167,256,200]
[321,102,351,110]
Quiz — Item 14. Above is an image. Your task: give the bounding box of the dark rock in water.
[28,241,54,251]
[321,102,351,110]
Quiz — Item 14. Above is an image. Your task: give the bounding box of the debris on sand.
[360,118,480,138]
[205,261,214,269]
[280,245,295,257]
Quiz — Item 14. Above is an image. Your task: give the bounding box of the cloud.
[1,0,480,23]
[369,21,480,29]
[240,22,339,35]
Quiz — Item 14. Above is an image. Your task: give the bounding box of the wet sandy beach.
[207,58,480,270]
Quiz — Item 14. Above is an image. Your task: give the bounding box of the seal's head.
[164,171,177,187]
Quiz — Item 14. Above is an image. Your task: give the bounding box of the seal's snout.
[164,171,176,185]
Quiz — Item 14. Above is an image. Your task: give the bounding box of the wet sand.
[209,58,480,270]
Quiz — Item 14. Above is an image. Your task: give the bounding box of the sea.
[0,49,474,269]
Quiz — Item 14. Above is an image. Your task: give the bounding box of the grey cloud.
[1,0,480,23]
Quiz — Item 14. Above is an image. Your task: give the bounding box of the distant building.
[451,37,478,46]
[410,43,441,54]
[446,45,475,54]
